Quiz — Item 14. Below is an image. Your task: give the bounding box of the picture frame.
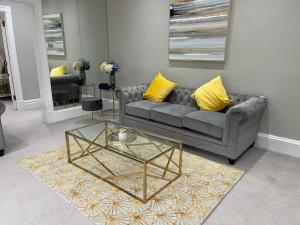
[169,0,232,62]
[43,13,66,57]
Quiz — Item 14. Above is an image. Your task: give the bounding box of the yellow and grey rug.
[18,146,244,225]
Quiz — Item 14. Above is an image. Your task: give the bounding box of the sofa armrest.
[222,96,267,146]
[222,96,267,158]
[226,96,267,124]
[116,84,148,117]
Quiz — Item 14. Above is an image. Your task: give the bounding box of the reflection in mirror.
[41,0,109,111]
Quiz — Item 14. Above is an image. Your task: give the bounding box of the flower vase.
[109,72,116,90]
[79,70,86,86]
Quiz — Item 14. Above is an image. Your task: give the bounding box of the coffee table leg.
[179,144,183,176]
[105,121,108,147]
[65,132,71,163]
[143,163,147,203]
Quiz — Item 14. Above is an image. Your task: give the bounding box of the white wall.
[107,0,300,141]
[0,1,41,101]
[9,2,40,100]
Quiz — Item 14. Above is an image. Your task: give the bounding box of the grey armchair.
[0,102,5,156]
[117,84,267,164]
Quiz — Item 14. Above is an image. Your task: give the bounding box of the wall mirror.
[41,0,109,111]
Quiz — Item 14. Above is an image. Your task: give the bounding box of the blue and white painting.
[169,0,231,61]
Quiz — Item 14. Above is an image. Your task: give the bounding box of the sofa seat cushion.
[151,104,198,127]
[183,111,225,139]
[125,100,170,119]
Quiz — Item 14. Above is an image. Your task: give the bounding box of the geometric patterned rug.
[18,146,244,225]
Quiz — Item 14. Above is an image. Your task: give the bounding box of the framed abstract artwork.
[43,13,66,57]
[169,0,232,61]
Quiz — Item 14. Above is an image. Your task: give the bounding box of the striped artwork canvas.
[169,0,232,61]
[43,13,66,57]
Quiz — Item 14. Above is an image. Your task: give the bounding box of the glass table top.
[67,120,182,163]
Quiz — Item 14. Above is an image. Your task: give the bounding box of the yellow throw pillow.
[50,64,66,77]
[191,75,232,111]
[143,73,177,103]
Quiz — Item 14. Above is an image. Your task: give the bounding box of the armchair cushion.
[125,100,170,119]
[151,104,198,127]
[183,111,225,139]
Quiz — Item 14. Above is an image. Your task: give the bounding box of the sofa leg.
[0,149,4,157]
[228,158,236,165]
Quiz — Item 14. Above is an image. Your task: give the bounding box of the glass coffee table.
[65,120,183,203]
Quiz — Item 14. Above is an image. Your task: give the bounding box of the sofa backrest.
[228,93,252,106]
[165,86,253,110]
[165,87,197,107]
[50,74,80,85]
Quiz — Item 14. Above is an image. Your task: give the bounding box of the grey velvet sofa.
[117,84,267,164]
[0,102,5,156]
[50,74,81,103]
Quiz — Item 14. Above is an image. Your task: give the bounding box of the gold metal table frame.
[65,120,183,203]
[99,88,119,118]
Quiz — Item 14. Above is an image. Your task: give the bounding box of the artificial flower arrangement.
[100,61,120,74]
[100,61,121,89]
[73,58,90,85]
[73,58,91,72]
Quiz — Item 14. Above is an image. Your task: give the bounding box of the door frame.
[1,15,17,109]
[26,0,54,117]
[1,0,92,123]
[1,0,54,119]
[12,0,87,123]
[0,5,22,109]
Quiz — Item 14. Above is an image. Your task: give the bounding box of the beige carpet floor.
[18,145,244,225]
[2,101,300,224]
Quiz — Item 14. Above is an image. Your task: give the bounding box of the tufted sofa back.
[228,93,252,106]
[118,84,253,111]
[165,87,197,107]
[164,87,253,110]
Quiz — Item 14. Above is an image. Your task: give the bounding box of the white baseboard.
[45,99,113,124]
[17,98,42,111]
[46,106,85,124]
[256,133,300,158]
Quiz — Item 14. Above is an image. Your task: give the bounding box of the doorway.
[0,5,25,111]
[0,12,17,109]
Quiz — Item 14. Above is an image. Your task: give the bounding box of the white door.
[1,18,17,110]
